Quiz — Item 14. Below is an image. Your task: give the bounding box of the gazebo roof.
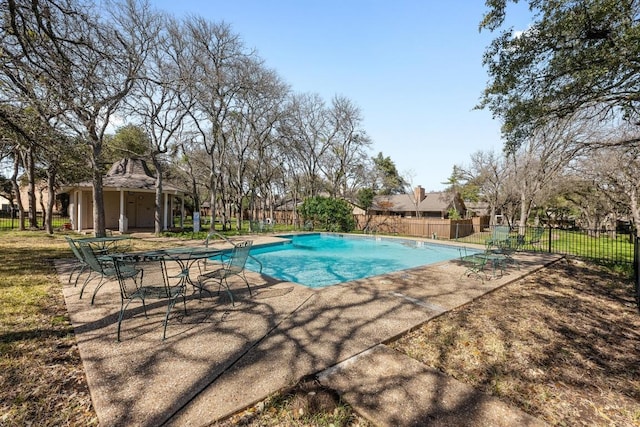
[64,158,183,194]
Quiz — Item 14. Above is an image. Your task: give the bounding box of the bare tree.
[126,13,195,235]
[506,117,586,233]
[184,18,255,229]
[574,144,640,236]
[459,150,507,226]
[1,0,154,236]
[280,93,331,198]
[235,60,289,227]
[321,95,372,198]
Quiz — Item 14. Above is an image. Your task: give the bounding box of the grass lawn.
[1,230,639,426]
[0,232,96,426]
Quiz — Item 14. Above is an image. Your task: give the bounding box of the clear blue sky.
[151,0,531,192]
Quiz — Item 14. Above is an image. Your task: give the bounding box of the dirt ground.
[390,259,640,427]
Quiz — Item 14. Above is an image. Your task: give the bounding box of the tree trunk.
[11,154,25,231]
[91,170,106,237]
[23,148,38,228]
[190,176,200,226]
[209,170,218,231]
[153,158,163,236]
[87,122,107,236]
[518,193,530,235]
[45,167,56,234]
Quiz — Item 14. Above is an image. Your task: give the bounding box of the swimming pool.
[245,233,467,288]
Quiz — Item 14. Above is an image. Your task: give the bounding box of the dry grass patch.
[389,259,640,426]
[0,233,96,426]
[213,378,373,427]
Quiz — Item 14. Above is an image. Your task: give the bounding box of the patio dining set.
[64,233,254,342]
[458,225,543,281]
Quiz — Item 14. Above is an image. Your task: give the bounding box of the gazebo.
[62,158,185,233]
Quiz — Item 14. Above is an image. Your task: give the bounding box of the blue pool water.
[245,233,465,288]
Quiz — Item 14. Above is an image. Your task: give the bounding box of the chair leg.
[140,298,148,318]
[117,309,124,342]
[194,279,214,300]
[222,277,235,306]
[90,278,108,305]
[68,266,80,286]
[72,265,89,287]
[79,271,97,299]
[117,299,135,342]
[197,284,214,299]
[162,296,181,341]
[241,272,252,296]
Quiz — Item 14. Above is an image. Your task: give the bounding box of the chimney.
[414,185,426,202]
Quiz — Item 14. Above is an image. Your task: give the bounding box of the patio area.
[56,236,560,426]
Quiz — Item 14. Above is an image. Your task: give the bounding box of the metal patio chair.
[77,241,141,305]
[197,232,262,278]
[113,253,188,342]
[65,236,90,287]
[197,240,253,306]
[458,247,488,281]
[486,225,511,250]
[197,230,232,276]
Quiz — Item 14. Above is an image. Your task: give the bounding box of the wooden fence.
[353,215,488,239]
[260,210,491,239]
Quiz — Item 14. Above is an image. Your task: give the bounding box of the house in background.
[464,201,491,217]
[60,158,185,233]
[0,194,11,212]
[369,186,466,219]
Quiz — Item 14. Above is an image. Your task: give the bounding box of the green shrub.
[299,197,355,232]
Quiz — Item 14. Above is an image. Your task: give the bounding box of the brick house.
[369,186,466,219]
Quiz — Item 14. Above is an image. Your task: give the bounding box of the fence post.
[547,227,552,253]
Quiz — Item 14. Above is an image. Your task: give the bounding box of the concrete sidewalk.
[57,237,557,426]
[318,345,546,427]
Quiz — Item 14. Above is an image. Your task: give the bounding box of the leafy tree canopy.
[104,125,152,165]
[442,165,480,202]
[479,0,640,151]
[372,152,407,195]
[356,187,375,211]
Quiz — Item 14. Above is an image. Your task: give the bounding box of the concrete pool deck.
[56,234,558,426]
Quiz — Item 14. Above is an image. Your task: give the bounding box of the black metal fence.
[452,223,634,265]
[453,223,638,313]
[0,212,70,230]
